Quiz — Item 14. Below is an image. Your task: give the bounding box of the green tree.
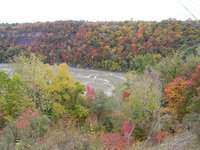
[114,72,161,141]
[13,54,88,120]
[0,71,34,128]
[46,63,88,119]
[130,54,157,72]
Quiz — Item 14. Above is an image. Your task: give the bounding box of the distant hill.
[0,20,200,71]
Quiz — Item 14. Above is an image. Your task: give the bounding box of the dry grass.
[145,131,199,150]
[36,122,103,150]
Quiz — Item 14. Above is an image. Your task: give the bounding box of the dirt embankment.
[146,131,199,150]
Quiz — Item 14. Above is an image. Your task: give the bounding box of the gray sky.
[0,0,200,23]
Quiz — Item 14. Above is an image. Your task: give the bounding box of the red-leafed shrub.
[165,77,188,109]
[165,64,200,119]
[16,109,37,129]
[86,86,96,101]
[100,121,134,150]
[157,131,169,143]
[0,129,6,134]
[122,90,130,98]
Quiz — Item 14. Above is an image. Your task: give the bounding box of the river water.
[0,64,126,95]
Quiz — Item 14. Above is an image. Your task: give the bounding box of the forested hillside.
[0,19,200,71]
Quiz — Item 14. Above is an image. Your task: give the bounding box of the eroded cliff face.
[0,29,49,45]
[0,31,41,38]
[0,22,78,47]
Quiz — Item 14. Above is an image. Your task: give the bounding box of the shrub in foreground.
[0,110,49,150]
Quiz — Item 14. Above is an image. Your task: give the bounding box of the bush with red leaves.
[165,64,200,119]
[122,90,130,99]
[100,121,134,150]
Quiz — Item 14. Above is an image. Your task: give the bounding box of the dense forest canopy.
[0,19,200,71]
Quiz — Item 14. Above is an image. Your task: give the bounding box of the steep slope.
[0,20,200,71]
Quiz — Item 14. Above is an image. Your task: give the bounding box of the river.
[0,64,126,96]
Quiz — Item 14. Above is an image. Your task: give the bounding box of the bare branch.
[139,106,161,150]
[127,124,135,148]
[178,0,200,22]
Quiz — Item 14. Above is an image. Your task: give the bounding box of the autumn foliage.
[157,131,169,143]
[165,77,188,109]
[86,85,96,101]
[165,64,200,119]
[0,20,200,71]
[122,90,130,98]
[100,121,134,150]
[16,110,37,129]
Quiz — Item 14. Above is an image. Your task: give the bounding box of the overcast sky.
[0,0,200,23]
